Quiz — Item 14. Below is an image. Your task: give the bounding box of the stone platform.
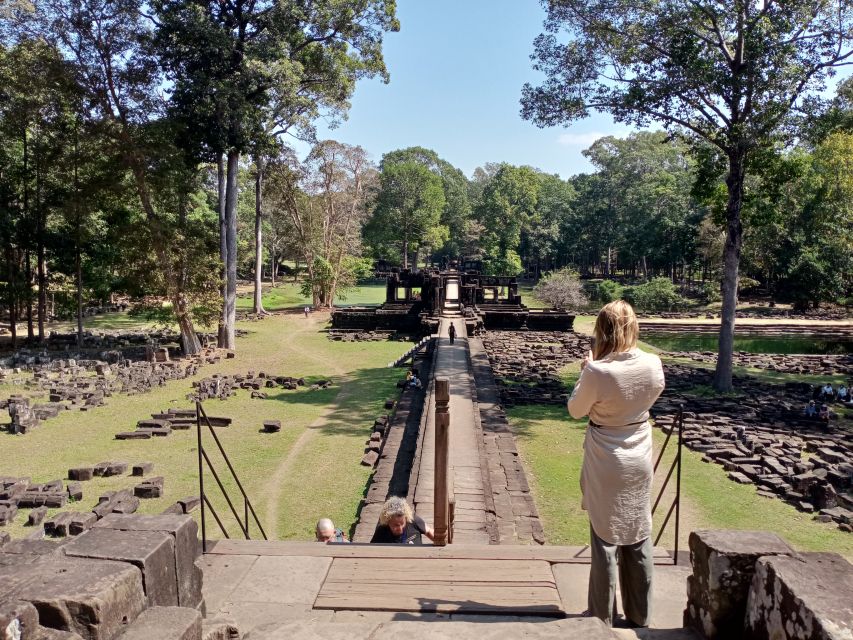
[200,539,696,639]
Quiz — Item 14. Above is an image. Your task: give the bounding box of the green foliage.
[365,161,447,267]
[630,277,686,312]
[476,164,540,273]
[596,279,623,303]
[701,281,721,305]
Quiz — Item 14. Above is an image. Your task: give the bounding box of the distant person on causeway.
[370,496,434,544]
[567,300,665,628]
[448,322,457,344]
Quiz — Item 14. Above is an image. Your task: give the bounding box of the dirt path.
[262,314,352,538]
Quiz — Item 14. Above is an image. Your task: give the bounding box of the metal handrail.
[651,405,684,565]
[196,400,268,552]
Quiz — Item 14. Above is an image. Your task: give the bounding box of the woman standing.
[567,300,665,628]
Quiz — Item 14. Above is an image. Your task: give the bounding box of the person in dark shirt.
[370,496,434,544]
[448,323,457,344]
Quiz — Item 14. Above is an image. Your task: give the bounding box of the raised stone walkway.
[411,318,491,544]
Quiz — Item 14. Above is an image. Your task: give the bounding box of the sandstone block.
[1,557,145,640]
[66,482,83,501]
[117,606,201,640]
[93,514,201,608]
[132,463,154,477]
[27,507,48,527]
[64,528,178,607]
[67,468,94,482]
[745,552,853,640]
[684,530,795,639]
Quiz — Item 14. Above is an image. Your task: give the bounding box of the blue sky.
[296,0,632,179]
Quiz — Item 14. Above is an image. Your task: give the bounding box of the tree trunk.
[76,245,83,348]
[224,149,239,349]
[217,154,227,347]
[270,250,276,286]
[713,150,746,393]
[34,132,46,341]
[403,237,409,270]
[7,248,17,349]
[253,155,265,314]
[25,250,33,340]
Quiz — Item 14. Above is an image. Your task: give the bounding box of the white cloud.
[556,131,615,146]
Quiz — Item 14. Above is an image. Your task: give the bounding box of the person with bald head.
[315,518,348,543]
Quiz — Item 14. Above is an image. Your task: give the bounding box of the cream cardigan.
[567,348,665,545]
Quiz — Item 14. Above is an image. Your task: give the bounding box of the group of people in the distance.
[803,381,851,423]
[314,300,666,629]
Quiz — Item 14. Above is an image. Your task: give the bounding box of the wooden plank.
[324,558,555,586]
[315,581,562,614]
[206,540,672,563]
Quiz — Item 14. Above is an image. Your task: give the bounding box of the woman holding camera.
[567,300,665,628]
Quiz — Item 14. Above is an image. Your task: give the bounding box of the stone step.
[116,606,202,640]
[242,618,619,639]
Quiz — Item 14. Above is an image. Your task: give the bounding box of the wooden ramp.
[314,557,563,615]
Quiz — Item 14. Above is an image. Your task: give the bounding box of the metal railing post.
[434,377,450,546]
[196,401,207,553]
[674,404,684,565]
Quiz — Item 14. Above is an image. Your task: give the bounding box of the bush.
[701,281,721,304]
[596,279,624,303]
[533,268,588,309]
[630,277,687,311]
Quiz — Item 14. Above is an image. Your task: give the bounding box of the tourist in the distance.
[836,384,848,403]
[448,322,457,345]
[819,403,831,423]
[803,400,818,418]
[821,382,835,401]
[567,300,665,628]
[409,374,422,389]
[370,496,434,544]
[315,518,349,543]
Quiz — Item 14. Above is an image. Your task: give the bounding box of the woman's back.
[568,348,664,427]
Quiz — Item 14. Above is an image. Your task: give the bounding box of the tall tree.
[380,147,472,260]
[8,0,211,353]
[522,0,853,391]
[153,0,399,348]
[365,161,446,269]
[267,141,376,307]
[475,164,540,276]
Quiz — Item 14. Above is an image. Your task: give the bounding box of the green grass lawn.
[509,404,853,557]
[1,312,411,542]
[236,282,386,312]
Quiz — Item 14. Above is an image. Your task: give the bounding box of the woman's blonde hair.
[378,496,413,525]
[592,300,639,360]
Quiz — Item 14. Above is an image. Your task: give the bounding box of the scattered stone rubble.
[662,350,853,376]
[0,460,192,541]
[480,330,591,408]
[189,371,324,402]
[2,347,229,434]
[327,329,417,342]
[654,365,852,531]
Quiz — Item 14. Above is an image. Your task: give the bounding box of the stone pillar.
[684,530,795,639]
